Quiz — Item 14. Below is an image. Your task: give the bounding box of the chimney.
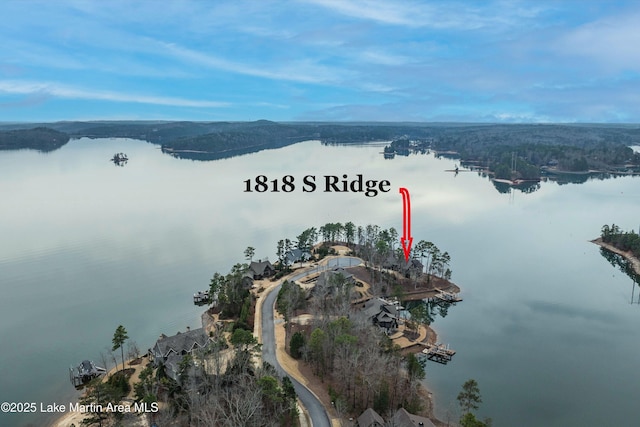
[186,326,191,332]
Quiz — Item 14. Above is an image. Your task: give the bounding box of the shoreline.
[591,237,640,276]
[273,255,445,425]
[51,253,451,427]
[49,357,147,427]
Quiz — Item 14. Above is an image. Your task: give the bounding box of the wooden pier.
[426,290,462,305]
[421,343,456,364]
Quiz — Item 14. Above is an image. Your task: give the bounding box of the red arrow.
[399,187,413,262]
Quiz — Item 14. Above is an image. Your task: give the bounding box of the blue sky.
[1,0,640,122]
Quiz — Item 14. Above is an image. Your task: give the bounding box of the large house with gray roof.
[357,408,436,427]
[151,327,211,381]
[248,260,275,279]
[387,407,436,427]
[357,408,385,427]
[284,248,313,266]
[358,297,403,331]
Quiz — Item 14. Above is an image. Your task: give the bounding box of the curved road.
[261,279,331,427]
[261,257,363,427]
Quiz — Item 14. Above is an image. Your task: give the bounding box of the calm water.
[1,138,639,426]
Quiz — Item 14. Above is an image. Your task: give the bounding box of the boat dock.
[193,290,210,305]
[426,290,462,305]
[421,343,456,364]
[69,360,106,388]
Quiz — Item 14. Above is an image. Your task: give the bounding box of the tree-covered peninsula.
[599,224,640,260]
[593,224,640,280]
[0,127,69,152]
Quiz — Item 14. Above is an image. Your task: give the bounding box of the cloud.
[156,41,347,85]
[0,80,229,108]
[555,10,640,73]
[302,0,427,27]
[358,49,411,66]
[302,0,547,30]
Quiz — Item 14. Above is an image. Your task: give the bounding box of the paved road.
[261,280,331,427]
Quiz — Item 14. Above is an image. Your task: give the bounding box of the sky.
[1,0,640,123]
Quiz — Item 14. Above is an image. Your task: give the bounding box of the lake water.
[1,138,639,426]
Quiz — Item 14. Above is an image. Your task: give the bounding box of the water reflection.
[405,299,457,325]
[491,180,541,194]
[599,248,640,304]
[375,144,640,195]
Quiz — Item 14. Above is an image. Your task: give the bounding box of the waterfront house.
[284,248,313,266]
[358,297,402,331]
[248,260,275,279]
[383,256,424,277]
[151,327,211,381]
[388,407,436,427]
[356,407,436,427]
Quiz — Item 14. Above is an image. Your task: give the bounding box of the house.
[383,256,424,277]
[310,267,357,301]
[358,297,403,331]
[151,327,211,381]
[284,248,313,266]
[248,260,275,279]
[316,267,355,288]
[374,311,398,329]
[357,408,385,427]
[388,408,436,427]
[357,407,436,427]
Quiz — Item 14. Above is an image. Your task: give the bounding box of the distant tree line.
[4,122,640,169]
[0,127,69,152]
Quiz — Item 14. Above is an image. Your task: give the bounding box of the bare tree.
[127,340,140,361]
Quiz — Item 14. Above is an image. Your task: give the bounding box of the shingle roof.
[357,408,385,427]
[284,248,312,265]
[249,260,273,276]
[376,311,397,324]
[389,408,436,427]
[153,328,210,359]
[358,298,401,322]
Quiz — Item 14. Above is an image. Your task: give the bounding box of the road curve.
[261,280,331,427]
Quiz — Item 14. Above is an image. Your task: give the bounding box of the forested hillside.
[0,127,70,152]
